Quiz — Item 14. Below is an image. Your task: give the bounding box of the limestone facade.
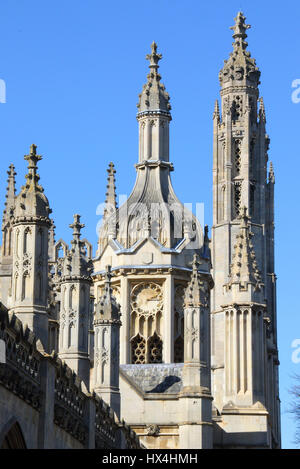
[0,12,280,449]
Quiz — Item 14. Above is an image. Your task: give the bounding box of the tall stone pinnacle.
[63,214,92,278]
[259,97,266,122]
[228,207,262,287]
[95,265,120,322]
[2,163,16,228]
[104,162,117,219]
[137,42,171,114]
[269,162,275,184]
[213,99,220,121]
[184,254,203,307]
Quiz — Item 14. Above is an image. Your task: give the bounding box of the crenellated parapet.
[0,302,141,448]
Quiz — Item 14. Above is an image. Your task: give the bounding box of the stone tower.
[58,214,93,389]
[10,145,52,349]
[211,12,280,448]
[93,265,121,418]
[94,41,208,367]
[0,164,16,307]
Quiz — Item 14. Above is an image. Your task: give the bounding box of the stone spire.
[2,164,16,229]
[213,99,220,121]
[219,12,260,87]
[259,97,266,122]
[63,214,92,278]
[137,42,171,114]
[95,265,120,321]
[58,214,92,388]
[15,144,51,219]
[94,265,121,417]
[227,207,262,288]
[184,254,203,307]
[10,144,51,349]
[103,162,117,219]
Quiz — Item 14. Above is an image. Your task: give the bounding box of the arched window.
[21,273,29,300]
[148,332,163,363]
[130,282,163,364]
[174,284,185,363]
[131,333,146,364]
[23,228,30,254]
[0,421,26,449]
[38,228,43,256]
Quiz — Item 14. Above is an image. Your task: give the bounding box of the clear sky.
[0,0,299,449]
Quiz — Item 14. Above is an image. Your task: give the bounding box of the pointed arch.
[0,419,26,449]
[23,227,31,254]
[21,272,29,300]
[69,284,76,310]
[37,227,44,256]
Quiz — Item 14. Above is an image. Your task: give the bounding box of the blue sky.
[0,0,299,448]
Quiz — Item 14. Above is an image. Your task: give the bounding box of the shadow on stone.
[146,375,181,393]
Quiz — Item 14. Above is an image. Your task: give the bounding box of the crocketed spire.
[227,207,262,288]
[62,214,92,279]
[137,42,171,114]
[219,12,260,87]
[15,144,51,219]
[184,254,203,307]
[2,163,16,228]
[259,97,266,122]
[94,265,121,322]
[213,99,220,121]
[104,162,117,219]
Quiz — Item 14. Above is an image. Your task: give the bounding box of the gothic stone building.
[0,12,280,449]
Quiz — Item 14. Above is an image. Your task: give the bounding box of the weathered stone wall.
[0,303,140,449]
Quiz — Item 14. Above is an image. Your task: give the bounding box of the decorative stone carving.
[146,424,160,436]
[131,282,163,318]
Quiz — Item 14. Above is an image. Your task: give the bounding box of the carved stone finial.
[137,42,171,114]
[69,214,85,241]
[24,143,42,171]
[230,11,251,42]
[16,144,51,218]
[146,41,162,71]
